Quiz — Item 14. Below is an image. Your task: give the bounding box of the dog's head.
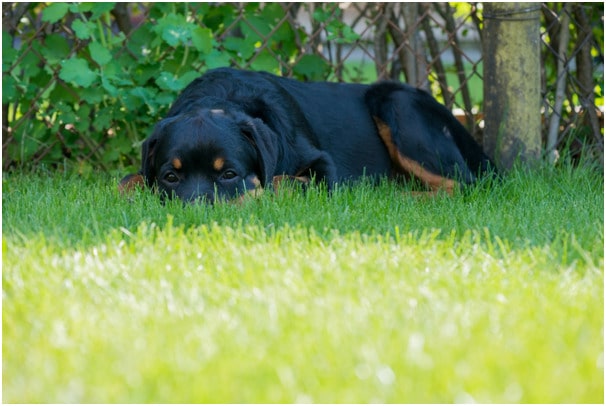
[133,108,279,203]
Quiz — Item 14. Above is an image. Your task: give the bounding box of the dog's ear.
[238,118,278,187]
[118,129,159,195]
[140,131,160,188]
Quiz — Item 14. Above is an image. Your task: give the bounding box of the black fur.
[134,67,495,202]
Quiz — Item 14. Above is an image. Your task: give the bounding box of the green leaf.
[2,32,17,71]
[2,75,18,103]
[154,13,193,47]
[191,27,213,54]
[39,34,70,65]
[130,86,157,103]
[12,127,42,161]
[162,25,190,47]
[241,15,272,38]
[292,55,329,81]
[101,76,118,97]
[341,25,360,43]
[36,75,56,100]
[326,20,360,44]
[42,3,70,24]
[160,71,200,92]
[127,24,154,59]
[223,37,255,59]
[49,82,79,105]
[312,7,333,23]
[178,71,201,89]
[250,50,280,74]
[72,19,93,40]
[126,86,157,112]
[53,101,77,126]
[156,91,176,106]
[74,3,95,13]
[88,3,116,20]
[78,87,104,104]
[203,49,232,70]
[261,3,286,23]
[60,58,97,87]
[74,104,92,132]
[155,72,182,91]
[101,60,132,87]
[21,52,42,78]
[73,2,115,19]
[132,63,160,86]
[93,107,113,131]
[201,4,235,31]
[89,42,112,66]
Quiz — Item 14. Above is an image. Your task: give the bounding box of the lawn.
[2,164,604,403]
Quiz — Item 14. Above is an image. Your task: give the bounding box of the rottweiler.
[120,67,495,202]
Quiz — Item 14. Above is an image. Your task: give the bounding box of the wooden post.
[483,3,542,170]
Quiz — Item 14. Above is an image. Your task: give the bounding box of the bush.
[2,3,356,173]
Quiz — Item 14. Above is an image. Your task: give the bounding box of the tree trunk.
[483,3,542,170]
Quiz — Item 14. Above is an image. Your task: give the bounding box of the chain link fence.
[540,3,603,163]
[2,2,603,171]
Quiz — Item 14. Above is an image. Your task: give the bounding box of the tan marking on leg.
[272,175,310,189]
[373,117,457,195]
[271,175,310,198]
[251,176,261,188]
[172,158,182,170]
[234,185,264,205]
[213,157,225,171]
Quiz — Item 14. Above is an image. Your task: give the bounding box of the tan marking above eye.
[172,158,182,170]
[213,157,225,171]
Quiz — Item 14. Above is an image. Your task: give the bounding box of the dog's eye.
[164,172,179,183]
[221,170,238,180]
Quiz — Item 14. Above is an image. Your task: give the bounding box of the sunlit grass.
[2,164,604,403]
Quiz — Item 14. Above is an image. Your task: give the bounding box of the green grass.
[2,164,604,403]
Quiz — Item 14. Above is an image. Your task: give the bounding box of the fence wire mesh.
[2,2,603,171]
[540,3,603,162]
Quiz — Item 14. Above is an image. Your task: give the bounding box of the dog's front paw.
[118,173,145,195]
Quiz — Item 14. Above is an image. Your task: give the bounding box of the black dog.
[120,67,495,202]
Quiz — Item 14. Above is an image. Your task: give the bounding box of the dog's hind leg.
[373,117,457,195]
[365,82,497,185]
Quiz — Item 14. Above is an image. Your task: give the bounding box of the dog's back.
[170,69,394,181]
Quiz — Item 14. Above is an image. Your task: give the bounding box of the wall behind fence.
[2,2,603,172]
